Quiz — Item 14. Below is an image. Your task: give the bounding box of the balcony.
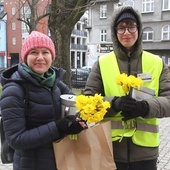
[70,44,87,51]
[72,29,87,37]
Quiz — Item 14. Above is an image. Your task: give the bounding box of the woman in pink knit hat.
[0,31,86,170]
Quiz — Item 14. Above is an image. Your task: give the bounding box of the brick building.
[0,0,88,69]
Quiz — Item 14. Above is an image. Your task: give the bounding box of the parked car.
[81,66,92,72]
[71,68,90,88]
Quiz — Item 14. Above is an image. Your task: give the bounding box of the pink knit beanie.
[21,31,56,62]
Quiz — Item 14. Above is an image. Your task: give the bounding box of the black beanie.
[116,12,137,25]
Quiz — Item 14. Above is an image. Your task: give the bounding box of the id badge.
[137,73,152,82]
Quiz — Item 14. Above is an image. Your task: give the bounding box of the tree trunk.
[49,0,93,87]
[51,28,72,87]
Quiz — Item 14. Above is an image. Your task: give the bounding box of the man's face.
[116,19,138,51]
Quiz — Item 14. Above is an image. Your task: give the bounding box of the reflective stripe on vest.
[99,51,163,147]
[111,120,159,133]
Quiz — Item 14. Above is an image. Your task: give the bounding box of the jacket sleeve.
[84,61,105,96]
[57,80,74,95]
[0,83,61,150]
[146,63,170,118]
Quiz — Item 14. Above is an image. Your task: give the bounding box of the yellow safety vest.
[99,51,163,147]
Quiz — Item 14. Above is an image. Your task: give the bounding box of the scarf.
[22,63,56,90]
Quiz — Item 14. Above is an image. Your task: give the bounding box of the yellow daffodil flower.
[117,73,143,95]
[75,94,110,123]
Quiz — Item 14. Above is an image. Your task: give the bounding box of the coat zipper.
[127,52,131,168]
[127,52,131,76]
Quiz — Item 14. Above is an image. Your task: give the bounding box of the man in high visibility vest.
[84,6,170,170]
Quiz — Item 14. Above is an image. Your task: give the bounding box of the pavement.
[0,118,170,170]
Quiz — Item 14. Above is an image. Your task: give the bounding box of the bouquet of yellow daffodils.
[116,73,143,95]
[54,94,115,170]
[75,94,110,124]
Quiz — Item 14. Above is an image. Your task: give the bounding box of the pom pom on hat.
[116,12,137,26]
[21,31,56,62]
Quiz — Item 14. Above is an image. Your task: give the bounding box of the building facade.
[70,16,88,68]
[1,0,50,68]
[0,2,7,68]
[0,0,88,69]
[86,0,170,66]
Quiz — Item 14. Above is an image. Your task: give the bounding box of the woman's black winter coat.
[0,63,73,170]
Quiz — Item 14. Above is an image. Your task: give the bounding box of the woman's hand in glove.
[55,115,87,136]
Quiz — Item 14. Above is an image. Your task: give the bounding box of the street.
[0,118,170,170]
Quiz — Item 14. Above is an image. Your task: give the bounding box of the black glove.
[55,115,85,136]
[112,96,149,120]
[121,100,149,121]
[112,96,136,112]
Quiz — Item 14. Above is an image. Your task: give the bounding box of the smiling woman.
[26,48,53,76]
[0,31,86,170]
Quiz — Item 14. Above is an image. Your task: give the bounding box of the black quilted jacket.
[0,63,73,170]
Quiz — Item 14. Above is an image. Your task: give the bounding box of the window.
[162,25,170,40]
[12,22,16,30]
[21,22,29,44]
[100,5,107,18]
[21,22,29,34]
[12,7,15,15]
[21,6,31,19]
[100,30,107,42]
[82,38,86,45]
[0,5,4,13]
[77,23,81,30]
[77,37,81,45]
[71,37,75,44]
[12,37,16,45]
[163,0,170,10]
[143,27,153,41]
[142,0,154,13]
[123,0,134,7]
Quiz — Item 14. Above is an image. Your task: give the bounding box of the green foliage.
[72,88,82,95]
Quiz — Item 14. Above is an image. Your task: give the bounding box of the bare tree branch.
[17,0,50,33]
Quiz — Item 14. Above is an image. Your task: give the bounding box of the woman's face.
[26,48,53,76]
[116,19,138,51]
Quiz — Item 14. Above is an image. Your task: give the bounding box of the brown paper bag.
[53,121,116,170]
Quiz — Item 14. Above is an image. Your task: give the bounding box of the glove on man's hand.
[121,100,149,121]
[112,96,149,120]
[112,96,136,112]
[55,115,85,135]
